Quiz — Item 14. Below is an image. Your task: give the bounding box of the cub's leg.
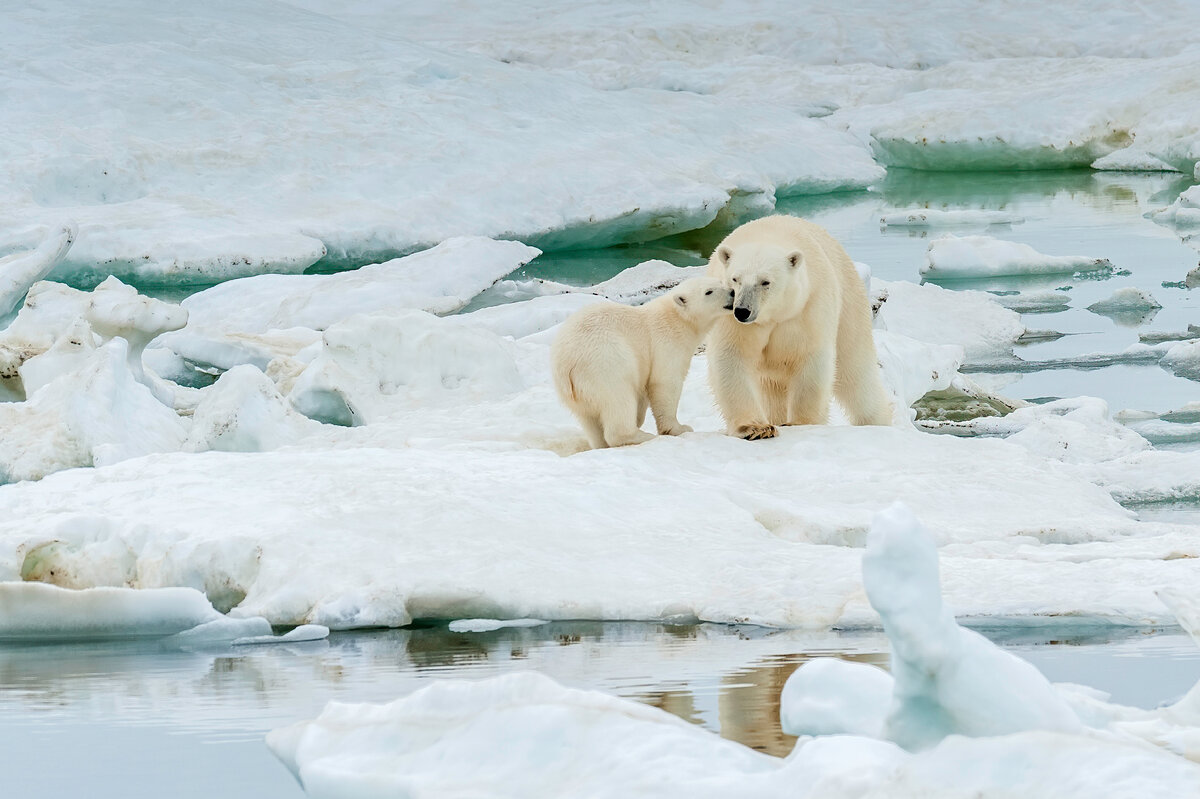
[598,385,655,447]
[648,373,692,436]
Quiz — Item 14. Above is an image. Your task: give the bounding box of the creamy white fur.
[552,277,733,448]
[706,215,891,439]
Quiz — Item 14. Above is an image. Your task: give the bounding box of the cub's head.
[710,242,806,325]
[667,276,734,326]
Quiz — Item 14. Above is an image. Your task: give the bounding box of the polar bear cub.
[552,277,734,449]
[706,215,892,439]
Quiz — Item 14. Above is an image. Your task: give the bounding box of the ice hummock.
[922,234,1113,280]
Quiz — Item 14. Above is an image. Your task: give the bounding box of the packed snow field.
[3,1,1200,797]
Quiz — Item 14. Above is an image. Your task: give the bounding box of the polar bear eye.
[761,280,770,287]
[731,276,740,283]
[704,289,713,295]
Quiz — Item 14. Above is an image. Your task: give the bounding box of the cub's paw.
[735,423,777,440]
[661,424,694,436]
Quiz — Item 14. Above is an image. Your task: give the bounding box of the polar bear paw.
[735,423,777,440]
[661,423,693,436]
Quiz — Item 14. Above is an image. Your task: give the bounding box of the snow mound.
[185,364,323,452]
[0,338,187,482]
[511,260,708,306]
[922,235,1112,280]
[0,581,219,641]
[864,504,1083,750]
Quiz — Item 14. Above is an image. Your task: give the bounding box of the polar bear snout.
[734,306,754,323]
[723,289,735,311]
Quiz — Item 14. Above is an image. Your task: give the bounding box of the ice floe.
[922,234,1113,280]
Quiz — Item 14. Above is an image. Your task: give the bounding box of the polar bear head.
[712,242,806,325]
[665,276,734,328]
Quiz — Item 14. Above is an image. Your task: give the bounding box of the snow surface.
[922,234,1113,280]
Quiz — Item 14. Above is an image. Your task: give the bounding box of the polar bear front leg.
[708,340,775,440]
[648,377,692,436]
[787,347,835,425]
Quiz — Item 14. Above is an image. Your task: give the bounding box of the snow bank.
[922,235,1112,280]
[1151,186,1200,229]
[779,658,892,738]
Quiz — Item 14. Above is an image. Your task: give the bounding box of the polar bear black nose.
[734,306,752,322]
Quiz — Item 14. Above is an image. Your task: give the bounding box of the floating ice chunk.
[1092,147,1181,172]
[864,504,1082,750]
[873,330,962,425]
[0,581,219,641]
[283,311,524,425]
[991,290,1072,313]
[0,225,75,318]
[186,365,322,452]
[448,618,549,633]
[1086,287,1162,327]
[880,209,1023,228]
[779,658,892,738]
[873,278,1025,360]
[0,338,187,482]
[165,615,273,646]
[1150,186,1200,229]
[922,234,1112,280]
[1161,339,1200,380]
[232,624,330,646]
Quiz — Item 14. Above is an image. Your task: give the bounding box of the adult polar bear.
[706,215,892,439]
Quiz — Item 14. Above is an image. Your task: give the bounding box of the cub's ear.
[787,251,804,268]
[675,294,688,306]
[716,247,732,264]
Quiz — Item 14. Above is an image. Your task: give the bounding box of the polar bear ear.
[716,247,732,264]
[788,251,804,268]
